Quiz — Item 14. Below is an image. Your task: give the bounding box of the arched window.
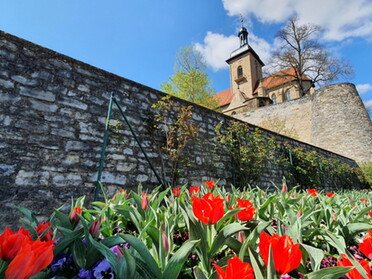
[237,66,243,78]
[272,94,277,104]
[285,89,291,101]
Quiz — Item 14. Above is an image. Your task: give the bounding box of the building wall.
[236,84,372,163]
[0,31,362,229]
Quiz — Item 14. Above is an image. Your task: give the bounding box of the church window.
[285,89,291,101]
[237,66,243,78]
[272,94,277,104]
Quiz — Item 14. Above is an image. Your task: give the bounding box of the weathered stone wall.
[311,83,372,163]
[235,96,313,143]
[236,84,372,163]
[0,31,361,229]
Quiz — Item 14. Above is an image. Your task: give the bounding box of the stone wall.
[0,31,361,229]
[236,84,372,163]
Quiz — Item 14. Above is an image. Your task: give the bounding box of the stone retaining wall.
[0,31,361,229]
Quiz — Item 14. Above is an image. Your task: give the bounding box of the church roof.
[213,68,312,107]
[212,88,233,107]
[261,68,311,90]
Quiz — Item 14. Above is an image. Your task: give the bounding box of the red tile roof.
[212,88,233,107]
[213,68,312,107]
[261,68,311,90]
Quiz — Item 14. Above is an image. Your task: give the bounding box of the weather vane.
[240,14,244,26]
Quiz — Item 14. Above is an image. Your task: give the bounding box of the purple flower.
[78,268,94,279]
[280,274,291,279]
[93,259,115,279]
[50,253,73,272]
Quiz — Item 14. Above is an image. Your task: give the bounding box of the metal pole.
[94,92,115,201]
[112,97,163,186]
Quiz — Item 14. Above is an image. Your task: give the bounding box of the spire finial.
[240,14,244,27]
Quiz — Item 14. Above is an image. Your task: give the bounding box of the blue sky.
[1,0,372,114]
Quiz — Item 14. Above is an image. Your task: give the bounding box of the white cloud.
[363,99,372,112]
[194,31,272,71]
[222,0,372,41]
[356,83,372,94]
[194,32,238,71]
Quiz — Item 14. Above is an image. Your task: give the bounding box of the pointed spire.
[238,15,248,47]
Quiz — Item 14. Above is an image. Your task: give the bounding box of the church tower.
[226,26,265,100]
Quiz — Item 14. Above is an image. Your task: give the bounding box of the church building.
[213,26,314,115]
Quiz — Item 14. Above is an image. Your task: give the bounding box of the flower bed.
[0,181,371,279]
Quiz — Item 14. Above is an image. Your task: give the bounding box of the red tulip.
[358,230,372,260]
[326,193,335,198]
[259,231,302,275]
[369,210,372,218]
[141,192,149,210]
[214,255,254,279]
[360,199,368,203]
[281,183,288,193]
[306,189,318,197]
[235,199,256,221]
[192,192,224,225]
[336,254,372,279]
[0,227,31,261]
[205,180,215,189]
[5,238,54,279]
[172,187,181,197]
[70,207,83,223]
[89,219,101,238]
[35,221,53,242]
[189,186,200,196]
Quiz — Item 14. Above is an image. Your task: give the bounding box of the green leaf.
[162,240,200,279]
[247,246,265,279]
[209,223,248,257]
[215,208,242,231]
[342,223,372,241]
[306,266,354,279]
[121,234,162,278]
[16,207,39,226]
[29,272,50,279]
[122,248,137,278]
[266,245,277,279]
[193,266,209,279]
[301,243,323,271]
[54,209,72,230]
[72,239,87,269]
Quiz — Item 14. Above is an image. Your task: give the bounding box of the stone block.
[60,99,88,111]
[0,78,14,89]
[11,75,38,86]
[20,87,55,102]
[30,100,58,112]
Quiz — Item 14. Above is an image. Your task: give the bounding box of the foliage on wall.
[152,95,199,187]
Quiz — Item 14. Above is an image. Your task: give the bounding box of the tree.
[268,17,354,96]
[161,46,218,109]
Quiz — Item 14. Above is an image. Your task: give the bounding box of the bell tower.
[226,25,264,99]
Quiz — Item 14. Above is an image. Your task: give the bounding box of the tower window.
[272,94,277,104]
[285,89,291,101]
[237,66,243,78]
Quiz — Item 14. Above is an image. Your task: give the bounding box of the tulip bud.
[238,231,245,243]
[281,183,288,193]
[89,219,101,238]
[141,192,149,210]
[172,187,181,198]
[70,207,82,223]
[162,231,169,254]
[297,208,302,217]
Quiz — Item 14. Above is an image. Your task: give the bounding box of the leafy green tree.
[161,46,218,109]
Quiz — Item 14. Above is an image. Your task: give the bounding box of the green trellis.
[94,93,163,201]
